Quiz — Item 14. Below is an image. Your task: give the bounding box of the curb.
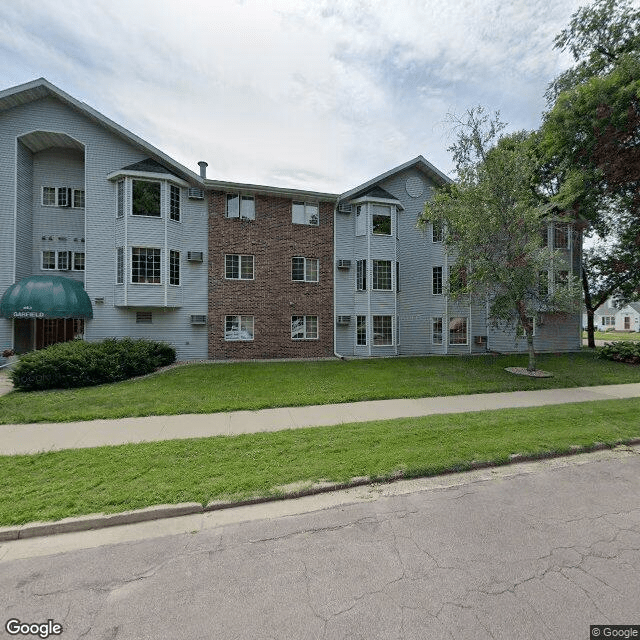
[1,439,639,543]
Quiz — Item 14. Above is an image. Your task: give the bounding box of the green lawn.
[583,330,640,341]
[1,397,639,526]
[1,351,639,425]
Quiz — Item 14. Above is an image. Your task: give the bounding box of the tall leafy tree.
[540,0,640,346]
[422,108,579,372]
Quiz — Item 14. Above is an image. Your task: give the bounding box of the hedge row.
[597,341,640,365]
[10,338,176,391]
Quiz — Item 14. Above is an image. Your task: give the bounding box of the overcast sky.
[1,0,584,193]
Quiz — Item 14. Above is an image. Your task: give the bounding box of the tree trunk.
[582,267,596,348]
[526,328,536,371]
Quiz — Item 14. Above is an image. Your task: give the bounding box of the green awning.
[0,276,93,319]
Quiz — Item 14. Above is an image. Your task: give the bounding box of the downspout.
[333,200,343,359]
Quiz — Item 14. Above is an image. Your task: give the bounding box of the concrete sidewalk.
[1,382,640,455]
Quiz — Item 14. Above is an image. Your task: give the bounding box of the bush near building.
[10,338,176,391]
[598,341,640,365]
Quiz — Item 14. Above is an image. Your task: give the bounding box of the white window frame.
[131,179,162,218]
[291,315,319,340]
[372,260,392,291]
[41,250,73,271]
[292,201,319,226]
[225,315,254,341]
[292,257,319,282]
[226,194,255,220]
[72,189,85,209]
[432,221,444,242]
[371,204,392,236]
[432,266,443,296]
[356,315,367,346]
[131,247,162,285]
[449,317,468,345]
[356,259,367,291]
[73,251,85,271]
[169,184,181,222]
[355,204,366,236]
[42,186,72,208]
[432,317,443,345]
[169,250,180,286]
[225,254,254,280]
[372,315,393,346]
[42,250,56,270]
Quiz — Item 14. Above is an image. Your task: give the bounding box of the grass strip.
[1,397,639,527]
[1,351,639,425]
[583,331,640,342]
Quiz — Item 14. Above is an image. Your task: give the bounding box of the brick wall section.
[208,192,335,359]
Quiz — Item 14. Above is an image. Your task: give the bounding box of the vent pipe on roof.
[197,161,208,179]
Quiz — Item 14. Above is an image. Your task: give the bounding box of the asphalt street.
[1,446,639,639]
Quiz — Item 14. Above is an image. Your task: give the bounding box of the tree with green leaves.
[540,0,640,347]
[422,108,579,372]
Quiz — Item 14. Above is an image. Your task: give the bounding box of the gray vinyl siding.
[15,141,33,282]
[0,95,208,360]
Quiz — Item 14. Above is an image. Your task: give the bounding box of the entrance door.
[14,319,33,354]
[35,318,82,349]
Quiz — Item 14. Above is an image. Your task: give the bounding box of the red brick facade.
[207,192,335,359]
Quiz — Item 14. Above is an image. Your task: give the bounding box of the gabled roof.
[0,78,203,185]
[340,155,452,202]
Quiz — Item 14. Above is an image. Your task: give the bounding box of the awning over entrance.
[0,275,93,319]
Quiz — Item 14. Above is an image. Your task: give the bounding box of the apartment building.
[0,78,582,360]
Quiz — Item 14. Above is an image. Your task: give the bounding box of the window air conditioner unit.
[337,259,351,269]
[474,335,487,345]
[187,251,203,262]
[338,203,352,213]
[190,315,207,325]
[188,188,205,200]
[336,315,351,325]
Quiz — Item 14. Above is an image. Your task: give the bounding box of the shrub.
[10,338,176,391]
[597,341,640,365]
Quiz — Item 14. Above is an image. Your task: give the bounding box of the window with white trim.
[601,316,615,327]
[432,221,443,242]
[292,257,319,282]
[372,204,392,235]
[372,260,392,291]
[355,205,366,236]
[42,186,74,207]
[356,315,367,346]
[291,315,318,339]
[56,251,69,271]
[116,248,124,284]
[449,317,468,345]
[169,250,180,286]
[131,247,161,284]
[225,254,254,280]
[117,179,124,218]
[226,194,255,220]
[553,223,570,249]
[73,252,85,271]
[432,266,443,295]
[73,189,85,209]
[132,180,161,217]
[170,185,181,222]
[432,317,443,345]
[292,201,319,226]
[225,315,254,341]
[42,251,56,270]
[373,315,393,345]
[356,259,367,291]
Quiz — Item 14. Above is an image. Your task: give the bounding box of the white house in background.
[583,298,640,332]
[615,302,640,332]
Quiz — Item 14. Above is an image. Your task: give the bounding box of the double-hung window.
[372,205,392,235]
[292,257,319,282]
[355,205,366,236]
[42,251,56,270]
[291,316,318,340]
[73,252,85,271]
[132,180,161,217]
[292,202,319,226]
[42,186,73,207]
[449,317,468,345]
[356,315,367,346]
[131,247,161,284]
[432,266,443,295]
[373,316,393,345]
[356,260,367,291]
[169,250,180,285]
[226,194,255,220]
[170,185,181,222]
[372,260,392,291]
[72,189,85,209]
[42,250,77,271]
[432,318,443,345]
[432,222,443,242]
[554,223,569,249]
[225,254,254,280]
[225,315,254,341]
